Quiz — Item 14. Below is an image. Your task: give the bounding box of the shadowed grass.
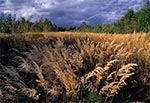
[0,32,150,102]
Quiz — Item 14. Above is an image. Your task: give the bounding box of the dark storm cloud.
[0,0,145,26]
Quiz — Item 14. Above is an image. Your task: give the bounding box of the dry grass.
[0,32,150,102]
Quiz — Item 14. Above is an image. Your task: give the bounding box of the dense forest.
[0,0,150,34]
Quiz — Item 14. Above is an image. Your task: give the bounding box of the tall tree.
[118,9,135,33]
[43,18,54,32]
[144,0,150,10]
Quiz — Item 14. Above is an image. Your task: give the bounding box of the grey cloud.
[0,0,145,26]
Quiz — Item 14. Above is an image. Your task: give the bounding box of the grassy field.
[0,32,150,103]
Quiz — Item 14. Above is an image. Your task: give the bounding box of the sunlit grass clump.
[0,32,150,103]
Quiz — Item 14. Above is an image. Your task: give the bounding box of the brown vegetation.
[0,32,150,102]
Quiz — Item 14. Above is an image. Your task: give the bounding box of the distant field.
[0,32,150,103]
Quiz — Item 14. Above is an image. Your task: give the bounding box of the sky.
[0,0,146,26]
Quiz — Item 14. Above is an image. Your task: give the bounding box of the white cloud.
[3,0,14,12]
[18,6,37,18]
[34,0,59,9]
[77,0,85,2]
[0,0,145,26]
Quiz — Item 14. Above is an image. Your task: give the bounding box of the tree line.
[75,0,150,33]
[0,14,75,33]
[0,0,150,34]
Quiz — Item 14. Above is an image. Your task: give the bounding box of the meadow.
[0,32,150,103]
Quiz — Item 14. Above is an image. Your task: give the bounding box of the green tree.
[15,17,31,33]
[120,9,135,33]
[0,13,5,33]
[139,10,150,32]
[76,22,91,32]
[43,18,54,32]
[144,0,150,10]
[1,14,14,33]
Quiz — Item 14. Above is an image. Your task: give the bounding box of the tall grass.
[0,32,150,102]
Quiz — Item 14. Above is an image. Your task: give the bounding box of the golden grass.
[0,32,150,102]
